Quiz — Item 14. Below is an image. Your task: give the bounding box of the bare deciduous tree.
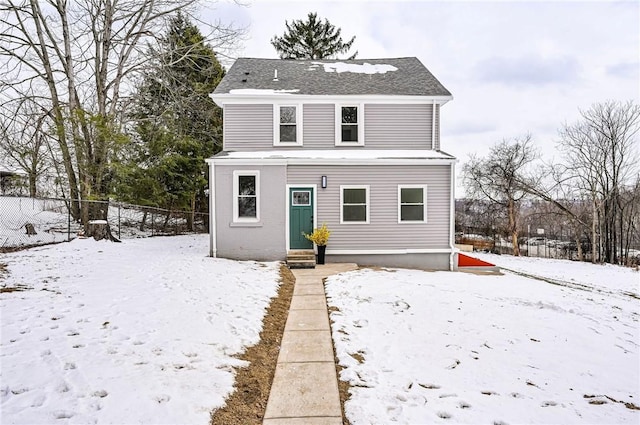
[462,134,539,255]
[558,100,640,263]
[0,99,51,197]
[619,177,640,265]
[0,0,241,229]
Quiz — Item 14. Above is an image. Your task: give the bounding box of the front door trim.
[285,184,317,252]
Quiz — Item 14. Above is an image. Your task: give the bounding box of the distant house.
[0,162,27,196]
[207,57,457,270]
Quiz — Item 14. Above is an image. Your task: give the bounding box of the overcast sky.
[201,0,639,190]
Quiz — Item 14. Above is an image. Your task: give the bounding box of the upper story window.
[398,185,427,223]
[340,185,370,224]
[335,104,364,146]
[274,104,302,146]
[233,170,260,223]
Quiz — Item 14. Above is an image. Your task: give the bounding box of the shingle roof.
[214,57,452,97]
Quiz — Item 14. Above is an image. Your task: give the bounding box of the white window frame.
[397,184,428,224]
[291,190,311,206]
[335,104,365,146]
[273,104,303,146]
[233,170,260,223]
[340,185,370,224]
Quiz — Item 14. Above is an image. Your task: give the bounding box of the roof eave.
[210,93,453,106]
[206,157,456,166]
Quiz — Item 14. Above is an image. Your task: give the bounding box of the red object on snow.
[458,253,495,267]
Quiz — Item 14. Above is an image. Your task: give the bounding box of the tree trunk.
[28,171,37,198]
[508,198,520,256]
[27,0,81,220]
[85,220,120,242]
[139,210,148,231]
[82,200,110,232]
[25,223,37,236]
[591,198,598,263]
[576,236,584,261]
[618,200,624,265]
[187,194,195,232]
[163,211,171,231]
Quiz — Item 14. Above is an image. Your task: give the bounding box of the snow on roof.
[214,58,452,97]
[228,88,300,95]
[212,149,455,161]
[314,62,398,74]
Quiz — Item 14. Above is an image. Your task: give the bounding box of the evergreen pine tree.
[271,12,357,60]
[114,12,224,228]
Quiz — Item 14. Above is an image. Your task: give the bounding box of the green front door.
[289,187,314,249]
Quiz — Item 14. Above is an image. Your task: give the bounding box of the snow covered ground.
[0,235,280,424]
[0,197,72,248]
[326,256,640,424]
[0,195,206,250]
[474,253,639,299]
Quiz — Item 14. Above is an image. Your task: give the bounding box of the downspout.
[208,159,217,258]
[449,160,457,271]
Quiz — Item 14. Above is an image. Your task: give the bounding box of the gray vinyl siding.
[214,164,286,260]
[223,104,273,151]
[326,253,452,270]
[222,103,436,151]
[434,104,440,151]
[303,104,334,148]
[364,104,433,149]
[287,164,451,249]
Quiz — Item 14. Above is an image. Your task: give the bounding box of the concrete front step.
[287,250,316,269]
[288,250,314,256]
[287,259,316,269]
[288,254,315,260]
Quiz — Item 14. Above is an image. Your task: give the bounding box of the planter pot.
[317,245,327,265]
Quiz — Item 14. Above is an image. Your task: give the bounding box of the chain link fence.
[0,196,208,251]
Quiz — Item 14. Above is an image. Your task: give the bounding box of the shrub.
[304,223,331,246]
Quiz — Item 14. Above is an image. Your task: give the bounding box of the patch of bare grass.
[210,264,295,425]
[0,285,30,293]
[0,264,29,292]
[328,304,352,425]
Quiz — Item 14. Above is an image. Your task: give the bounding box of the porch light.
[321,175,327,189]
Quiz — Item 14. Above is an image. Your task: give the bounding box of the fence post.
[67,207,71,241]
[151,211,154,236]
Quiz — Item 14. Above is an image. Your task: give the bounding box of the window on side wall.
[398,185,427,223]
[233,170,260,222]
[335,105,364,146]
[341,185,370,224]
[274,105,302,146]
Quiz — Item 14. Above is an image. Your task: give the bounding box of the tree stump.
[85,220,120,242]
[25,223,37,236]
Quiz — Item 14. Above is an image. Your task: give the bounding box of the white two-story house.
[207,57,457,270]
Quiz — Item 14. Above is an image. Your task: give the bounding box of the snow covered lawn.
[0,197,71,248]
[326,257,639,424]
[474,252,639,299]
[0,235,280,424]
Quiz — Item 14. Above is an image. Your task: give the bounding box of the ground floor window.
[233,170,260,222]
[398,185,427,223]
[341,185,370,224]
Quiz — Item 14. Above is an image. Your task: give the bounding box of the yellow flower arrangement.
[304,223,331,246]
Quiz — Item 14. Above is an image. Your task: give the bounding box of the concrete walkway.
[263,264,359,425]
